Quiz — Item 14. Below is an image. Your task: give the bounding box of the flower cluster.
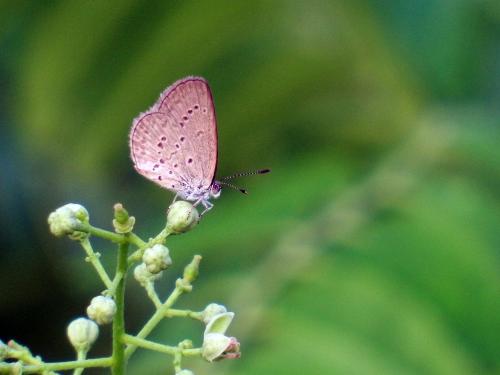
[34,201,241,375]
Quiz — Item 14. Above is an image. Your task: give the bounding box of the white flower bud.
[142,244,172,274]
[86,296,116,325]
[134,263,163,286]
[202,303,228,324]
[176,370,195,375]
[48,203,89,238]
[67,317,98,353]
[166,201,199,234]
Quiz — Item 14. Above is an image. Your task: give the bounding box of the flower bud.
[134,263,163,286]
[48,204,89,239]
[183,255,202,283]
[202,303,228,324]
[67,318,99,353]
[86,296,117,325]
[142,244,172,274]
[166,201,199,234]
[112,203,135,233]
[176,370,194,375]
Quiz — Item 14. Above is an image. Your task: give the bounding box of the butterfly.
[129,76,269,214]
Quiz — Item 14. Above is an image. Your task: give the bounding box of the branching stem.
[80,238,113,289]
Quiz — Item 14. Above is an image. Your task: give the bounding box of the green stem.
[0,358,112,374]
[173,351,182,373]
[122,335,176,355]
[80,238,113,289]
[124,285,184,359]
[111,242,129,375]
[122,335,202,357]
[87,225,147,249]
[144,282,162,309]
[72,350,86,375]
[165,308,203,320]
[88,226,125,243]
[127,232,147,247]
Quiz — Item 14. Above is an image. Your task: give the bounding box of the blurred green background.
[1,1,499,374]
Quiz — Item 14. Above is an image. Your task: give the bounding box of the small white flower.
[202,334,240,362]
[67,317,98,353]
[202,312,240,362]
[48,203,89,238]
[166,201,199,234]
[87,296,117,325]
[201,303,228,324]
[142,244,172,274]
[134,263,163,286]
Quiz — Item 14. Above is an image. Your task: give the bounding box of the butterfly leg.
[171,193,179,204]
[200,200,214,216]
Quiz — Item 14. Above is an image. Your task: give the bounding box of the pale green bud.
[134,263,163,286]
[86,296,116,325]
[112,203,135,233]
[67,318,98,352]
[176,370,195,375]
[179,339,193,349]
[48,203,89,239]
[183,255,201,283]
[202,303,228,324]
[166,201,199,234]
[142,244,172,274]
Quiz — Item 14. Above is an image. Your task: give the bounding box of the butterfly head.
[210,181,222,199]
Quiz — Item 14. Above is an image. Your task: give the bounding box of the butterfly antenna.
[221,169,271,181]
[218,181,248,195]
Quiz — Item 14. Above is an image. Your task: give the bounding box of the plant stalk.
[111,242,129,375]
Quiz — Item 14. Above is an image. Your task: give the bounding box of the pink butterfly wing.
[130,77,218,194]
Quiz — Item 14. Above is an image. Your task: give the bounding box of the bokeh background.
[1,1,499,374]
